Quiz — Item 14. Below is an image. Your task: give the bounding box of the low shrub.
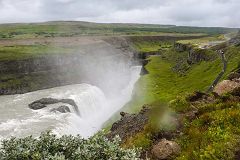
[0,131,140,160]
[169,96,191,113]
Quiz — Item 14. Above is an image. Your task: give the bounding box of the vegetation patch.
[173,91,240,160]
[0,45,78,61]
[117,38,240,159]
[0,22,236,39]
[125,42,240,113]
[0,131,140,160]
[132,41,172,52]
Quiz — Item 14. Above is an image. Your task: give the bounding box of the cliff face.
[0,53,79,74]
[0,53,84,94]
[229,30,240,46]
[0,35,214,95]
[0,37,135,95]
[174,42,214,64]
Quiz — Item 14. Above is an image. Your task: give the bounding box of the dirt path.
[207,50,227,93]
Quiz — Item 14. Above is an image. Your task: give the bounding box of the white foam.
[0,66,141,139]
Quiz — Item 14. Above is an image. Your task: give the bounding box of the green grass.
[0,21,237,39]
[177,35,225,45]
[0,45,78,61]
[225,46,240,75]
[133,41,172,52]
[125,45,240,113]
[120,38,240,158]
[174,93,240,160]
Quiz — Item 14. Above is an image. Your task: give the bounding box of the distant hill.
[0,21,238,39]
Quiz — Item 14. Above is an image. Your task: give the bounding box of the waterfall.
[0,66,141,139]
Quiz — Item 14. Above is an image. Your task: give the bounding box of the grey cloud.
[0,0,239,27]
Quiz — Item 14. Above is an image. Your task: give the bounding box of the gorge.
[0,36,142,140]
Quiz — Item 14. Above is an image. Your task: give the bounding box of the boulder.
[28,97,80,115]
[214,80,240,95]
[151,139,181,160]
[29,98,60,108]
[51,106,71,113]
[29,102,47,110]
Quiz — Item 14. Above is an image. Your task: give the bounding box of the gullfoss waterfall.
[0,66,141,140]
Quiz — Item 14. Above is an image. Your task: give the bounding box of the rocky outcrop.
[174,42,214,65]
[140,59,150,75]
[132,51,160,75]
[229,30,240,46]
[29,98,80,115]
[50,105,71,113]
[212,69,240,95]
[214,79,240,95]
[151,139,181,160]
[0,36,136,95]
[29,102,47,110]
[187,48,213,64]
[0,52,85,75]
[0,53,86,95]
[174,43,191,52]
[134,51,161,60]
[107,106,150,141]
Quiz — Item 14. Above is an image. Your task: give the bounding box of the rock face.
[50,106,71,113]
[140,59,150,75]
[151,139,181,160]
[0,36,134,95]
[229,30,240,46]
[187,48,212,64]
[29,98,59,106]
[107,106,150,141]
[174,42,213,65]
[174,43,191,52]
[29,98,80,115]
[28,102,47,110]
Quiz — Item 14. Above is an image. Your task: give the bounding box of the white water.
[0,66,141,140]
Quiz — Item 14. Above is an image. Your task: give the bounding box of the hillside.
[0,21,237,39]
[107,31,240,159]
[0,21,240,160]
[123,33,240,112]
[1,21,232,95]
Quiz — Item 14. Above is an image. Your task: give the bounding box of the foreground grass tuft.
[174,93,240,160]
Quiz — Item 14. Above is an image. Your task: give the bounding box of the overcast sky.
[0,0,239,27]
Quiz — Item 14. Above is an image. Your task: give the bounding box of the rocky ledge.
[29,98,80,115]
[107,105,150,141]
[107,105,182,160]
